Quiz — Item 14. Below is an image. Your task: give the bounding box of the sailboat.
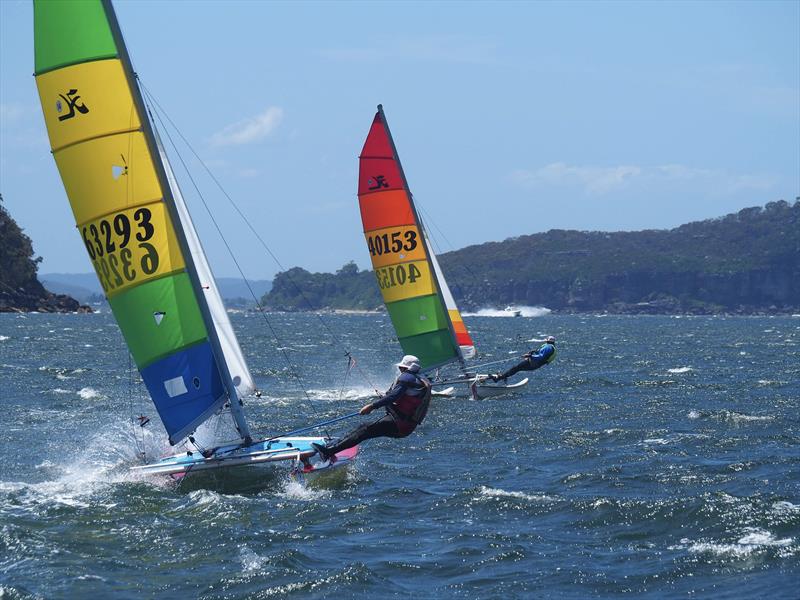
[33,0,356,477]
[357,106,528,399]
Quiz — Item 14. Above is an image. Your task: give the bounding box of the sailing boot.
[311,442,331,461]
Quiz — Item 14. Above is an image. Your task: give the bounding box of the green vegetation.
[263,201,800,314]
[0,195,86,312]
[264,262,381,311]
[0,194,45,298]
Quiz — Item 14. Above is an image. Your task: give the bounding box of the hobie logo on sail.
[55,89,89,122]
[367,175,389,190]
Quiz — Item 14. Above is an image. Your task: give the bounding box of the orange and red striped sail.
[358,106,475,369]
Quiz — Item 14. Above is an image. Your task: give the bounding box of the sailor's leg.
[498,358,532,380]
[324,415,400,455]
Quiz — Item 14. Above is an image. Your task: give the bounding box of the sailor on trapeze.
[312,355,431,462]
[487,335,557,382]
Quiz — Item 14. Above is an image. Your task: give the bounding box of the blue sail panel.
[140,342,226,444]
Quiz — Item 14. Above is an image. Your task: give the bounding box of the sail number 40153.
[82,207,160,293]
[375,263,422,290]
[367,229,417,256]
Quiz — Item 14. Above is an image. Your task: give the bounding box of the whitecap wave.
[772,501,800,515]
[718,410,774,423]
[463,306,551,318]
[683,528,793,558]
[668,367,693,374]
[78,387,101,400]
[239,545,269,572]
[305,387,377,402]
[477,485,557,503]
[0,335,9,341]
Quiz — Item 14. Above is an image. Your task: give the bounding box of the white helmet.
[396,354,421,372]
[545,335,556,343]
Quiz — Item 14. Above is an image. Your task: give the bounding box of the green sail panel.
[34,0,117,75]
[108,272,208,369]
[397,330,459,369]
[386,295,450,339]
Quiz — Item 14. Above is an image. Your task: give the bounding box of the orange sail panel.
[358,107,475,369]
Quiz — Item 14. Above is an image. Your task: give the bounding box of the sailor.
[488,335,557,382]
[312,354,432,462]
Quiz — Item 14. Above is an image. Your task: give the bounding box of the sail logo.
[153,311,166,326]
[368,175,389,190]
[55,89,89,122]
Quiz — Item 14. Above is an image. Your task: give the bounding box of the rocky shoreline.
[0,288,92,314]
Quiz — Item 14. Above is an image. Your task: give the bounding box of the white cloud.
[512,162,776,196]
[210,106,283,147]
[512,162,641,195]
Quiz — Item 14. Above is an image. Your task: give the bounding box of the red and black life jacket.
[389,375,432,436]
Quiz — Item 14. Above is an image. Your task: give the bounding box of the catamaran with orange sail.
[357,106,529,400]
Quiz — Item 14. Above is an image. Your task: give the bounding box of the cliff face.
[0,196,90,313]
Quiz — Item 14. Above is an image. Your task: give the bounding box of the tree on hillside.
[0,194,46,296]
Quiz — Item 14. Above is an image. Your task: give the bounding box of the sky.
[1,0,798,281]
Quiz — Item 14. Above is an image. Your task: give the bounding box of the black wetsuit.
[498,342,556,380]
[321,370,429,457]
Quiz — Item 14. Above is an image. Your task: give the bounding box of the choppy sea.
[0,311,798,599]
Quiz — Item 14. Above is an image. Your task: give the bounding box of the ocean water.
[0,311,798,599]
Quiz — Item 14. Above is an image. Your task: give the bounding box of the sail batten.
[34,0,252,444]
[357,106,476,371]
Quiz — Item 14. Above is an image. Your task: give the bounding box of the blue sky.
[1,0,798,280]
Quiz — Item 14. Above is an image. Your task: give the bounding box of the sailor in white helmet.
[312,355,432,462]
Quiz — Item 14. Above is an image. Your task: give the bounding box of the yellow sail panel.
[364,225,427,269]
[54,131,162,225]
[375,260,436,303]
[81,202,186,297]
[35,59,140,152]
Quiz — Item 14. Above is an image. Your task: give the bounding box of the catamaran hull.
[470,377,529,400]
[432,386,455,397]
[131,436,357,477]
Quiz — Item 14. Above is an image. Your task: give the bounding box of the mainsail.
[33,0,252,445]
[357,106,476,370]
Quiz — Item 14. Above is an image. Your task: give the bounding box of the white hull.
[131,436,355,477]
[470,376,529,400]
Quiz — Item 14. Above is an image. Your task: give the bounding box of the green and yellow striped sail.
[34,0,229,444]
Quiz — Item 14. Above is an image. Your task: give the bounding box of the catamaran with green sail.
[33,0,356,477]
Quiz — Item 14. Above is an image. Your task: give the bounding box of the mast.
[101,0,252,442]
[376,105,466,371]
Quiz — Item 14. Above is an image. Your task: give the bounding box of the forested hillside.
[263,200,799,314]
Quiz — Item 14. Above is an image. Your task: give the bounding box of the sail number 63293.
[81,207,162,294]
